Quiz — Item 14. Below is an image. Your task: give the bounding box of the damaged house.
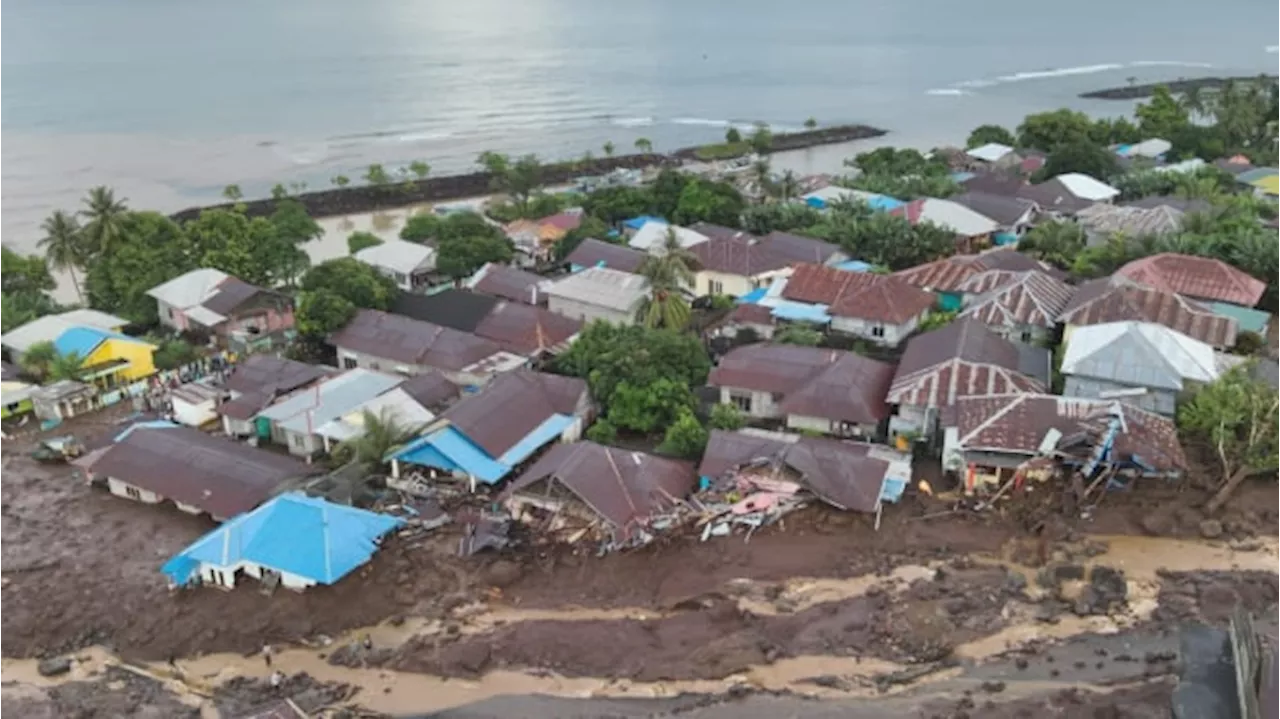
[503,441,696,544]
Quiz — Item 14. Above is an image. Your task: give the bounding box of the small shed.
[170,381,225,428]
[32,380,97,423]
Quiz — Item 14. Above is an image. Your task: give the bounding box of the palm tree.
[602,141,615,157]
[20,341,58,380]
[39,210,87,302]
[79,186,129,257]
[635,228,697,330]
[751,159,773,197]
[334,409,425,471]
[772,170,800,202]
[634,137,653,153]
[48,352,85,382]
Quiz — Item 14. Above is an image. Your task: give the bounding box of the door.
[255,417,272,440]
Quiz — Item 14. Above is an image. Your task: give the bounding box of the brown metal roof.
[698,430,891,513]
[784,263,934,324]
[726,303,775,326]
[709,345,895,424]
[1016,178,1097,214]
[959,270,1075,329]
[889,319,1046,408]
[441,370,587,458]
[1115,253,1267,307]
[329,309,502,371]
[952,393,1187,472]
[474,302,583,356]
[894,249,1046,293]
[950,191,1038,226]
[960,172,1029,197]
[506,441,695,535]
[396,370,461,411]
[1059,278,1239,348]
[202,277,269,316]
[223,355,329,396]
[82,425,318,518]
[689,231,841,277]
[563,238,647,274]
[471,264,548,305]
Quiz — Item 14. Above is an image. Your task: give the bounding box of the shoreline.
[1079,74,1278,100]
[166,123,887,223]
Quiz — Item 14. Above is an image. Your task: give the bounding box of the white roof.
[145,268,230,309]
[916,198,1000,236]
[2,309,130,353]
[257,368,404,434]
[1062,321,1219,391]
[628,221,710,254]
[185,306,227,327]
[967,143,1015,163]
[1123,138,1172,159]
[315,387,436,442]
[354,239,436,274]
[1054,173,1120,202]
[546,267,649,313]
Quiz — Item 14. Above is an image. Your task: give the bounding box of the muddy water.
[4,535,1276,716]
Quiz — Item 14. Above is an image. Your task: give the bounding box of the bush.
[1232,331,1265,356]
[694,142,751,161]
[585,419,618,445]
[347,231,383,255]
[709,294,735,311]
[153,338,201,370]
[709,403,745,431]
[657,410,709,459]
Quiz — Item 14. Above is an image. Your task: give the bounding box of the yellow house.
[54,327,158,387]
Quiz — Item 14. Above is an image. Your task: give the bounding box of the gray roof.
[1061,322,1220,391]
[563,239,647,274]
[354,239,436,274]
[546,267,648,313]
[330,309,502,370]
[949,192,1037,227]
[145,268,230,309]
[256,368,404,434]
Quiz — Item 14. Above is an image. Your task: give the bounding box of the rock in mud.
[36,657,72,677]
[1198,519,1224,539]
[1140,511,1176,536]
[482,560,524,587]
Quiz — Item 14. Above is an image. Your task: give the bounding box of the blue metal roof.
[805,197,827,209]
[880,477,907,503]
[623,215,665,230]
[833,260,873,273]
[497,414,574,466]
[737,287,768,304]
[770,302,831,324]
[391,426,510,483]
[161,493,403,586]
[866,195,904,212]
[949,172,976,183]
[53,326,147,358]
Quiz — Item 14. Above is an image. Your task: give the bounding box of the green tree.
[602,141,616,157]
[553,216,610,261]
[708,402,746,431]
[270,199,323,244]
[966,124,1016,149]
[408,160,431,180]
[774,323,823,346]
[270,183,289,200]
[607,378,697,434]
[400,213,442,242]
[1017,221,1087,270]
[634,137,653,153]
[222,184,243,202]
[848,147,944,177]
[1178,365,1278,513]
[1037,140,1120,180]
[725,127,743,144]
[185,208,302,287]
[436,233,514,278]
[658,409,709,458]
[649,169,694,219]
[553,321,711,415]
[672,179,745,226]
[300,257,398,311]
[1016,109,1096,152]
[332,175,351,188]
[1134,86,1191,141]
[295,289,357,337]
[38,211,87,302]
[2,247,56,296]
[803,117,818,130]
[79,186,129,257]
[364,164,391,187]
[85,211,193,323]
[19,341,59,380]
[749,123,773,154]
[348,231,384,255]
[585,419,618,445]
[153,338,200,371]
[583,185,654,225]
[771,170,801,202]
[504,154,544,212]
[916,311,958,333]
[740,203,823,235]
[2,290,59,333]
[636,228,696,330]
[334,408,426,470]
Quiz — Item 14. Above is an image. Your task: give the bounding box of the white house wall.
[106,477,163,505]
[547,296,637,326]
[718,386,781,419]
[831,314,920,347]
[785,414,878,439]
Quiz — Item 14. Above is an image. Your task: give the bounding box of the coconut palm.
[602,141,615,157]
[634,137,653,153]
[636,277,692,330]
[38,210,88,302]
[47,351,86,382]
[635,229,696,330]
[80,186,129,256]
[20,341,58,380]
[750,159,773,196]
[334,408,426,471]
[771,170,801,202]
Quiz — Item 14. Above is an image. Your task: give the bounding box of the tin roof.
[894,248,1046,293]
[888,319,1047,408]
[354,239,436,274]
[396,370,461,411]
[256,368,405,434]
[473,301,582,356]
[783,263,934,324]
[1059,279,1238,348]
[545,267,649,313]
[1076,204,1185,237]
[689,231,841,277]
[440,369,586,458]
[563,238,647,273]
[1016,179,1098,214]
[952,394,1186,471]
[890,198,1000,237]
[223,355,331,396]
[2,309,130,354]
[467,263,550,305]
[390,290,500,333]
[709,344,894,425]
[1115,253,1266,307]
[81,424,318,518]
[330,309,502,370]
[505,441,695,536]
[950,191,1038,226]
[958,270,1074,329]
[726,303,775,326]
[1061,321,1220,391]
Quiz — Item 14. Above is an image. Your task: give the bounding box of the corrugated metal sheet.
[1062,321,1219,391]
[783,263,933,324]
[889,319,1045,408]
[496,413,575,467]
[959,270,1074,329]
[257,369,404,434]
[1116,253,1267,307]
[1060,280,1238,348]
[393,426,510,483]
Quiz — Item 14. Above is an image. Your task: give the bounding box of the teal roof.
[53,326,149,358]
[1208,301,1271,334]
[1235,167,1278,184]
[161,493,403,586]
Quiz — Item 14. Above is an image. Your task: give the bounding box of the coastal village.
[2,81,1278,717]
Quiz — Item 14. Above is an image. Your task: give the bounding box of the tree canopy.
[2,248,59,332]
[347,231,384,255]
[1178,365,1278,513]
[966,124,1016,149]
[436,233,515,278]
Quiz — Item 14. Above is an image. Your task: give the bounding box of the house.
[716,303,777,340]
[506,211,584,262]
[503,441,696,543]
[1017,174,1118,216]
[314,387,438,454]
[800,185,904,212]
[1234,167,1279,198]
[1122,195,1212,213]
[1116,138,1172,160]
[563,238,647,274]
[942,394,1187,486]
[890,198,1000,251]
[2,309,129,361]
[1075,204,1185,246]
[330,309,524,386]
[161,493,403,591]
[545,267,649,326]
[957,269,1074,345]
[689,230,846,297]
[53,327,157,386]
[887,319,1050,440]
[707,344,895,439]
[253,368,405,458]
[391,289,501,334]
[147,269,295,352]
[2,381,35,419]
[1058,278,1239,350]
[388,370,591,488]
[466,263,551,305]
[966,142,1017,165]
[396,369,462,412]
[948,192,1039,242]
[169,380,224,428]
[1060,321,1228,416]
[1114,253,1266,308]
[894,248,1048,311]
[780,264,935,346]
[216,355,331,438]
[699,429,913,514]
[472,301,583,358]
[75,421,319,520]
[353,239,438,292]
[628,221,710,253]
[30,380,97,421]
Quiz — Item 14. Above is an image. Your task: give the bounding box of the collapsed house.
[696,429,913,533]
[503,441,696,546]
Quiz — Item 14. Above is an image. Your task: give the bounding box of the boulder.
[36,657,72,677]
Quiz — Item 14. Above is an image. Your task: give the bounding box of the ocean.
[3,0,1277,257]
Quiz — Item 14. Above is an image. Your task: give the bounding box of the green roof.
[1209,301,1271,334]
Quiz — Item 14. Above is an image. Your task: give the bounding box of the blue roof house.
[161,493,403,590]
[387,370,590,491]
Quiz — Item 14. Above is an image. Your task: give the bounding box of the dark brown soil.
[1152,570,1280,624]
[0,667,199,719]
[1081,74,1278,100]
[213,672,363,718]
[919,679,1177,719]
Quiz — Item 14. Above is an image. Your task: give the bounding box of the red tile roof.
[1114,253,1266,307]
[783,263,935,324]
[888,319,1046,408]
[1059,278,1238,348]
[893,249,1045,293]
[952,394,1186,472]
[958,270,1075,329]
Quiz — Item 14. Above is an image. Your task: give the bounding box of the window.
[870,325,886,338]
[342,355,358,369]
[1020,330,1033,344]
[729,393,752,413]
[709,280,724,295]
[289,433,308,450]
